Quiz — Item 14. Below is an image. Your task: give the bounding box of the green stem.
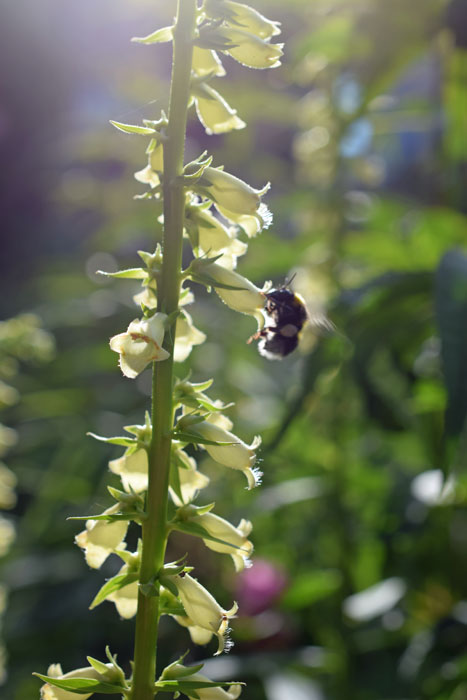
[131,2,196,699]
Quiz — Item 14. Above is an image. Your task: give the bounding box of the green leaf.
[156,679,241,691]
[183,155,214,181]
[132,25,174,44]
[160,562,186,577]
[33,674,125,695]
[190,272,251,292]
[189,379,214,392]
[98,268,147,279]
[181,503,215,516]
[159,576,179,598]
[160,660,204,680]
[86,656,110,676]
[90,573,139,610]
[172,431,236,447]
[114,549,135,566]
[68,512,142,522]
[107,486,145,507]
[87,432,136,447]
[110,120,156,135]
[159,602,186,616]
[197,397,233,412]
[171,520,240,549]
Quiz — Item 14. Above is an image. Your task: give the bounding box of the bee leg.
[247,331,262,344]
[247,326,277,344]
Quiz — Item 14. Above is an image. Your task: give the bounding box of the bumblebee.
[249,287,308,360]
[250,284,333,360]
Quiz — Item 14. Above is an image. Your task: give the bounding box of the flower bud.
[174,573,238,654]
[187,418,262,489]
[40,663,114,700]
[109,448,148,493]
[174,310,206,363]
[199,167,269,216]
[205,0,281,40]
[192,82,246,135]
[109,313,169,378]
[75,505,128,569]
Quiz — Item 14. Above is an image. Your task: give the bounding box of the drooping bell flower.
[75,505,128,569]
[182,416,262,489]
[192,82,246,135]
[173,573,238,654]
[205,0,281,40]
[109,313,169,378]
[174,310,207,363]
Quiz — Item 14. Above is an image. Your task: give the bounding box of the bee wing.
[305,309,335,336]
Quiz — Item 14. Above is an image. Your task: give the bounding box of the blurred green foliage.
[2,0,467,698]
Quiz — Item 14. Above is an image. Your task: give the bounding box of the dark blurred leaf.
[435,250,467,436]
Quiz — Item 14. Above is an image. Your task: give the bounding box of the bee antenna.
[284,273,296,288]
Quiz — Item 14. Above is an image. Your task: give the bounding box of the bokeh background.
[2,0,467,698]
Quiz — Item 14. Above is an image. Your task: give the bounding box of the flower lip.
[109,313,170,378]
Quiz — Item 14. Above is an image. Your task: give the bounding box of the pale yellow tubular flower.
[174,309,207,363]
[134,141,164,188]
[202,262,266,327]
[170,446,210,506]
[172,614,214,646]
[109,448,148,493]
[75,505,128,569]
[109,313,170,379]
[133,284,157,309]
[188,206,248,262]
[195,512,253,571]
[206,411,234,431]
[40,663,114,700]
[201,167,270,216]
[216,201,273,237]
[191,419,262,489]
[165,664,242,700]
[221,0,281,39]
[174,573,238,654]
[221,27,284,69]
[193,678,242,700]
[192,46,226,77]
[106,564,139,619]
[193,82,246,135]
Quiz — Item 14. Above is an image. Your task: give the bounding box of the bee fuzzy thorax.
[251,286,309,360]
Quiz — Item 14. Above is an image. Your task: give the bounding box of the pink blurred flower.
[236,558,287,615]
